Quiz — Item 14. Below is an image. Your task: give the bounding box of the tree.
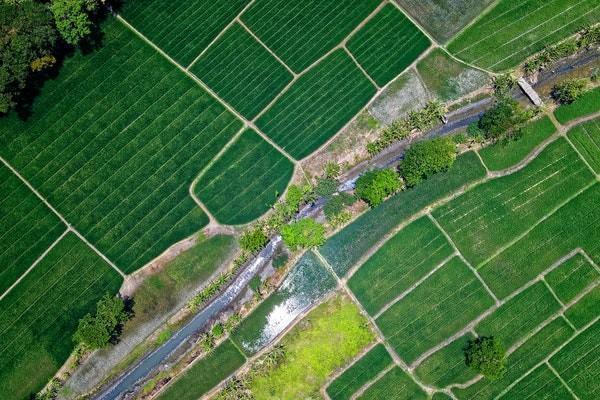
[73,294,129,349]
[240,226,268,254]
[281,218,325,250]
[50,0,99,45]
[478,98,531,141]
[399,137,456,187]
[465,336,507,380]
[552,78,587,104]
[1,0,58,113]
[355,168,402,207]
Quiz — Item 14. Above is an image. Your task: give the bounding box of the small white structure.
[517,77,543,106]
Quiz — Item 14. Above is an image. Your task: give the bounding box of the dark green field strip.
[567,117,600,174]
[546,254,599,304]
[231,251,336,356]
[357,367,427,400]
[347,4,430,86]
[478,116,557,171]
[256,49,376,159]
[395,0,495,43]
[565,286,600,329]
[432,393,453,400]
[120,0,250,66]
[434,138,594,267]
[241,0,380,73]
[414,333,477,388]
[321,152,486,277]
[190,23,293,119]
[479,183,600,298]
[326,344,393,400]
[348,216,454,315]
[550,320,600,400]
[555,87,600,124]
[0,233,122,398]
[454,317,574,399]
[448,0,600,71]
[158,338,245,400]
[500,364,573,400]
[195,129,294,225]
[0,19,243,273]
[475,282,561,349]
[376,257,495,364]
[0,165,64,294]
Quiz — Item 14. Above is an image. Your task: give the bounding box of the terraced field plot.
[194,129,294,225]
[567,117,600,174]
[189,23,293,119]
[326,344,393,400]
[565,286,600,328]
[256,50,376,159]
[555,87,600,124]
[0,164,64,294]
[500,364,573,400]
[545,254,599,304]
[433,138,594,267]
[119,0,250,66]
[448,0,600,71]
[357,367,427,400]
[348,216,454,315]
[375,257,495,364]
[0,233,122,398]
[240,0,380,72]
[0,20,243,274]
[347,3,430,86]
[395,0,495,43]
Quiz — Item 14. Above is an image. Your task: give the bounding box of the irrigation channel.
[94,51,598,400]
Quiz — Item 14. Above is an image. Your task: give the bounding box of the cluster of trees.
[464,336,507,380]
[73,294,129,349]
[552,78,588,104]
[1,0,109,114]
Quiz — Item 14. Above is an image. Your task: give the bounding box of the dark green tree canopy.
[465,336,507,380]
[400,137,456,187]
[355,168,402,207]
[73,294,129,349]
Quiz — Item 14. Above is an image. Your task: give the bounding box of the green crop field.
[189,23,293,119]
[320,151,486,277]
[241,0,380,72]
[478,116,557,171]
[326,344,393,400]
[567,117,600,174]
[256,50,376,159]
[555,87,600,124]
[475,282,561,349]
[0,165,64,294]
[347,4,430,86]
[500,364,573,400]
[414,334,477,388]
[0,20,244,273]
[0,233,122,398]
[230,251,336,355]
[376,257,495,364]
[194,129,294,225]
[453,317,574,399]
[434,138,594,267]
[550,320,600,400]
[545,254,599,304]
[447,0,600,71]
[348,216,454,315]
[358,367,427,400]
[565,286,600,328]
[395,0,496,43]
[158,339,246,400]
[479,183,600,298]
[119,0,250,66]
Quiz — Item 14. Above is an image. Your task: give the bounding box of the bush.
[272,247,288,269]
[552,78,588,104]
[314,177,338,199]
[478,98,532,141]
[492,74,517,98]
[355,169,402,207]
[249,275,262,295]
[465,336,507,380]
[73,294,129,349]
[323,161,341,179]
[281,218,326,250]
[400,137,457,187]
[240,226,268,254]
[324,192,356,220]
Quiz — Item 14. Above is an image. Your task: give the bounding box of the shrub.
[400,137,457,187]
[492,74,516,98]
[73,294,129,349]
[323,161,341,179]
[324,192,356,220]
[272,247,288,269]
[478,98,532,141]
[281,218,326,250]
[465,336,507,380]
[314,177,338,199]
[211,322,224,338]
[240,226,268,254]
[249,275,262,295]
[552,78,588,104]
[355,169,402,207]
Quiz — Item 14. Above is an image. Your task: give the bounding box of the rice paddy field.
[554,87,600,124]
[357,367,427,400]
[347,3,431,86]
[567,117,600,174]
[447,0,600,71]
